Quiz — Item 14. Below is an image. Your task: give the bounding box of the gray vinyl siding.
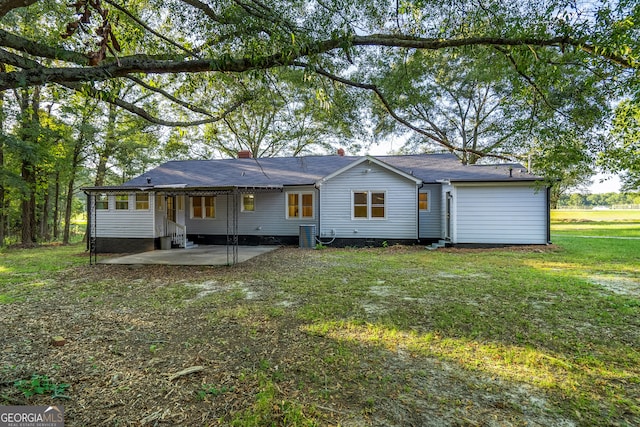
[184,187,318,236]
[418,184,442,238]
[454,184,547,244]
[319,162,418,239]
[94,193,155,238]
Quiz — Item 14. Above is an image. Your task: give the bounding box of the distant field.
[551,209,640,237]
[552,209,640,222]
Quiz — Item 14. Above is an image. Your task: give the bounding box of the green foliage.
[230,370,318,426]
[558,192,640,208]
[202,69,361,158]
[14,375,69,398]
[529,131,595,207]
[600,101,640,191]
[197,384,232,400]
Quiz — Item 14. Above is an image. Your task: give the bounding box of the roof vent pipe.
[146,177,151,184]
[238,150,252,158]
[509,167,513,178]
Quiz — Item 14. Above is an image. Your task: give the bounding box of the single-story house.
[83,152,551,253]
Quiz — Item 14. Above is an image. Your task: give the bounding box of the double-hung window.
[115,194,129,210]
[419,192,430,211]
[135,193,149,210]
[242,194,255,212]
[95,193,108,210]
[191,196,216,219]
[286,192,313,219]
[353,191,386,219]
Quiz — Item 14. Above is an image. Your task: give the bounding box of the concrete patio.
[97,245,280,266]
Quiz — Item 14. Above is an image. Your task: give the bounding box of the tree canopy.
[1,1,637,118]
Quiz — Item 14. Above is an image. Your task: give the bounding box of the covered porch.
[86,185,283,265]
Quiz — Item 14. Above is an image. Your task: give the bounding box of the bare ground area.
[0,246,636,426]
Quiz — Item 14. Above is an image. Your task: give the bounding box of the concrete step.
[184,240,198,249]
[426,240,448,251]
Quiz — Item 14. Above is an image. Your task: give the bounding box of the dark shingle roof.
[86,153,543,191]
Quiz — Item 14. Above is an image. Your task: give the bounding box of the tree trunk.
[40,180,50,241]
[20,163,36,245]
[18,86,41,245]
[63,174,75,245]
[65,106,91,245]
[0,82,5,247]
[53,172,60,240]
[94,103,117,186]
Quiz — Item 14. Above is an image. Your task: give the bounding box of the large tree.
[601,101,640,191]
[371,48,538,164]
[201,69,363,158]
[0,0,638,194]
[0,1,636,116]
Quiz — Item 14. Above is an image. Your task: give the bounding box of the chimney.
[337,148,345,156]
[238,150,252,159]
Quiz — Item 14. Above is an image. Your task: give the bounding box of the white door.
[176,195,186,225]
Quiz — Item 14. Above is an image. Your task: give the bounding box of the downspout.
[417,182,424,243]
[315,184,320,242]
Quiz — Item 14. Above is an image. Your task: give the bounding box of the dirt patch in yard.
[0,247,632,426]
[588,275,640,298]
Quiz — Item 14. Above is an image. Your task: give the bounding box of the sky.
[590,173,621,194]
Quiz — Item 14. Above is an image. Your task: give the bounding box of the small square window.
[242,194,255,212]
[115,194,129,210]
[95,194,108,210]
[136,193,149,210]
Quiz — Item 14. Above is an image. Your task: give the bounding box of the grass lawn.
[0,216,638,426]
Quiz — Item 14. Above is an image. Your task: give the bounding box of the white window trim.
[95,193,109,210]
[285,191,315,220]
[351,190,387,220]
[115,194,130,211]
[190,195,217,219]
[419,190,431,212]
[241,193,255,213]
[135,193,150,210]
